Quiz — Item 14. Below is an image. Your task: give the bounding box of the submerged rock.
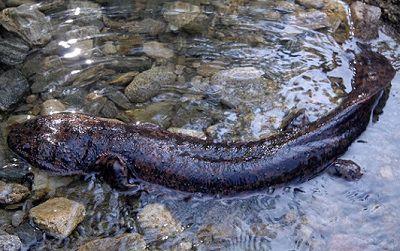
[29,197,86,238]
[364,0,400,26]
[0,69,29,112]
[0,32,29,66]
[137,203,182,241]
[327,159,363,181]
[163,1,202,32]
[78,233,146,251]
[0,4,52,46]
[125,66,176,103]
[351,1,382,40]
[0,180,30,205]
[143,41,175,59]
[40,99,66,115]
[0,234,22,251]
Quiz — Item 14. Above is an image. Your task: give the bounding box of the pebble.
[0,69,29,112]
[327,159,363,181]
[78,233,146,251]
[40,99,66,115]
[351,1,382,40]
[125,66,176,103]
[0,234,22,251]
[137,203,182,241]
[0,32,29,66]
[163,1,201,31]
[295,0,324,9]
[0,4,52,46]
[29,197,86,238]
[143,41,175,59]
[0,180,30,205]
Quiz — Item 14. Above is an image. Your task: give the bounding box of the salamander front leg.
[94,153,136,190]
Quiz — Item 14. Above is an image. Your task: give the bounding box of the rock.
[0,234,22,251]
[143,41,174,59]
[327,159,363,181]
[29,197,86,238]
[40,99,66,115]
[295,0,324,9]
[364,0,400,26]
[5,0,35,7]
[163,1,202,31]
[11,210,26,227]
[292,10,330,30]
[168,127,207,140]
[109,71,138,85]
[0,69,29,112]
[196,62,225,77]
[103,41,117,55]
[0,0,4,10]
[103,88,132,110]
[351,1,382,40]
[137,203,182,240]
[125,102,175,128]
[379,165,394,180]
[0,4,52,46]
[323,0,350,43]
[125,66,176,103]
[0,32,29,65]
[129,18,166,36]
[78,233,146,251]
[62,26,100,59]
[32,169,75,193]
[0,181,30,205]
[67,0,102,26]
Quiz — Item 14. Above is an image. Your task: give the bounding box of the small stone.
[327,159,363,181]
[0,4,52,46]
[29,197,86,238]
[295,0,324,9]
[137,203,182,240]
[143,41,174,59]
[0,234,22,251]
[125,66,176,103]
[351,1,381,40]
[78,233,146,251]
[40,99,66,115]
[0,32,30,66]
[0,180,30,205]
[168,127,207,140]
[163,1,201,31]
[109,71,138,85]
[0,69,29,112]
[103,41,117,55]
[11,210,26,227]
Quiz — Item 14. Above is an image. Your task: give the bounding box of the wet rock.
[129,18,167,36]
[78,233,146,251]
[327,159,363,181]
[103,41,117,55]
[196,61,225,77]
[291,10,330,30]
[168,127,207,140]
[0,32,29,66]
[0,4,52,46]
[250,223,277,239]
[11,222,43,248]
[67,0,102,26]
[32,169,75,194]
[103,88,132,110]
[137,203,182,240]
[351,1,381,40]
[125,66,176,103]
[0,234,22,251]
[100,100,119,118]
[109,71,138,85]
[5,0,34,7]
[0,69,29,112]
[0,180,30,205]
[295,0,324,9]
[323,0,350,43]
[29,197,86,238]
[163,1,202,32]
[0,1,4,10]
[11,210,26,227]
[125,102,175,128]
[61,26,100,59]
[104,56,151,72]
[379,165,394,180]
[40,99,66,115]
[364,0,400,26]
[143,41,174,59]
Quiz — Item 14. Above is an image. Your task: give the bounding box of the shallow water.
[0,0,399,250]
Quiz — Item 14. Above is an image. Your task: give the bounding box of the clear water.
[0,0,399,250]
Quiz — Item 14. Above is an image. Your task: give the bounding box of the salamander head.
[7,113,96,175]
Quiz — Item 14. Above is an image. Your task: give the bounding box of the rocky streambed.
[0,0,399,250]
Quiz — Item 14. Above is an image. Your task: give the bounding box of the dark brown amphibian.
[7,49,395,194]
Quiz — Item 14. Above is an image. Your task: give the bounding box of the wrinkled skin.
[7,49,396,194]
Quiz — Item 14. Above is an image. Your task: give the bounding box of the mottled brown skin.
[7,49,395,194]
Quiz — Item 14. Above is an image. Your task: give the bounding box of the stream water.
[0,0,399,250]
